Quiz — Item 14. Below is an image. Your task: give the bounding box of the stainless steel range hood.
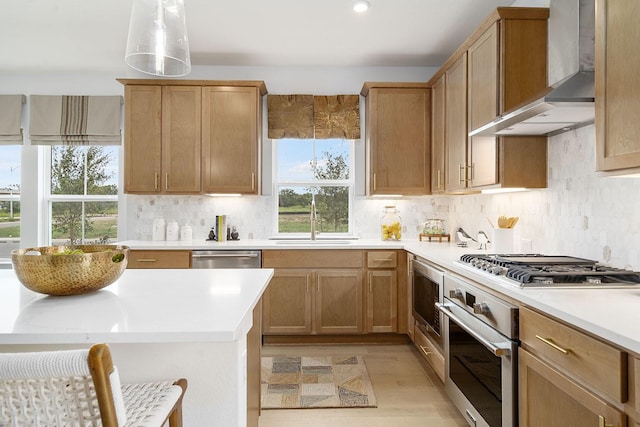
[470,0,595,137]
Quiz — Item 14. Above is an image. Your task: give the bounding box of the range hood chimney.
[470,0,595,137]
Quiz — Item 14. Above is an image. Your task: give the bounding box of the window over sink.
[274,138,353,237]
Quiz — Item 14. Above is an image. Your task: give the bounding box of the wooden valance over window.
[268,94,360,139]
[30,95,123,146]
[314,95,360,139]
[0,95,26,145]
[267,95,314,139]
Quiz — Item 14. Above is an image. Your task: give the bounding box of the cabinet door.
[262,269,312,334]
[366,270,397,333]
[161,86,202,193]
[123,85,162,193]
[202,86,260,194]
[445,54,468,192]
[468,23,499,131]
[315,269,363,334]
[596,0,640,171]
[469,136,497,187]
[431,74,446,193]
[519,348,626,427]
[367,87,430,195]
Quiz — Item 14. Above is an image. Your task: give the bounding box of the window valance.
[267,94,360,140]
[29,95,123,146]
[0,95,26,145]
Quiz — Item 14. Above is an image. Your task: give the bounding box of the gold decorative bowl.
[11,245,130,296]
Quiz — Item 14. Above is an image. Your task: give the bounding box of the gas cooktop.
[458,254,640,288]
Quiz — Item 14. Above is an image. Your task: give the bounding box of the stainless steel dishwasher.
[191,250,262,269]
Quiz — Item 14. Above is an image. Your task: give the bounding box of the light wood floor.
[258,343,468,427]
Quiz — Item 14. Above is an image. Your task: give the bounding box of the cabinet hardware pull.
[373,258,392,262]
[251,173,255,191]
[459,164,465,185]
[598,415,614,427]
[165,173,168,190]
[419,345,432,357]
[137,259,157,262]
[535,335,570,355]
[369,282,372,293]
[373,173,377,191]
[154,172,158,190]
[468,164,474,181]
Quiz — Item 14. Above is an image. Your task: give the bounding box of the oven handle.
[436,302,512,357]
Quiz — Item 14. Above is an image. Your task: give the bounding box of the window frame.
[272,138,355,239]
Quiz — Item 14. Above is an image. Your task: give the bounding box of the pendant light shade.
[125,0,191,77]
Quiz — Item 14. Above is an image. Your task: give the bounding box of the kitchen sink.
[274,239,353,245]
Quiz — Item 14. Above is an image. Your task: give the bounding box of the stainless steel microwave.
[411,256,444,343]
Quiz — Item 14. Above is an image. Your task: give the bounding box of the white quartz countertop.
[117,239,640,355]
[0,268,273,345]
[118,239,404,250]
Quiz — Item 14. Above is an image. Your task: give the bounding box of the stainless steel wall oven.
[411,256,444,345]
[437,274,519,427]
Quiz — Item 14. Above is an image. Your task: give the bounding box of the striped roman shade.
[29,95,123,145]
[0,95,26,145]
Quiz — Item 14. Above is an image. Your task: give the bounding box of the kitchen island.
[0,268,273,427]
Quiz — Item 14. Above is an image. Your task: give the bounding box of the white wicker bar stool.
[0,343,187,426]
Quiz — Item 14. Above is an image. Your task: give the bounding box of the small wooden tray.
[419,233,451,242]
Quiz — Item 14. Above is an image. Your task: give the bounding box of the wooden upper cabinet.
[161,86,202,194]
[122,84,201,194]
[444,54,468,193]
[123,85,162,193]
[202,86,262,194]
[118,79,266,195]
[596,0,640,172]
[468,23,499,131]
[361,83,431,196]
[431,74,446,194]
[468,9,548,132]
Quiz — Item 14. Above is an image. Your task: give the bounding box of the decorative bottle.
[381,206,402,241]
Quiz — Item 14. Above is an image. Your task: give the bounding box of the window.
[0,146,21,258]
[47,146,119,245]
[274,138,353,236]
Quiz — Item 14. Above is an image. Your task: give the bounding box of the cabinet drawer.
[413,323,444,382]
[367,251,397,268]
[520,306,627,402]
[635,357,640,414]
[127,250,191,269]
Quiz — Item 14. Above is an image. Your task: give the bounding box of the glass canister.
[423,218,446,235]
[381,206,402,241]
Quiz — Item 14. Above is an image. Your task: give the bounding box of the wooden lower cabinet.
[366,270,397,333]
[315,270,363,334]
[262,269,312,334]
[262,268,363,335]
[127,250,191,269]
[519,348,626,427]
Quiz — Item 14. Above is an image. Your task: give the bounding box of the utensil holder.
[492,228,514,254]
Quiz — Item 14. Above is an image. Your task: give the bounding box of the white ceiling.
[0,0,518,74]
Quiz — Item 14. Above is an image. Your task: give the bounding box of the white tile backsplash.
[124,123,640,270]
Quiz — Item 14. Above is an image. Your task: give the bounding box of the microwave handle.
[436,302,512,357]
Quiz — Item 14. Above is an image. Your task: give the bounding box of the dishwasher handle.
[192,253,259,259]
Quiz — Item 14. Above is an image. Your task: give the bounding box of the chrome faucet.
[310,196,317,240]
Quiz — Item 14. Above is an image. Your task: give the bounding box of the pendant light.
[125,0,191,77]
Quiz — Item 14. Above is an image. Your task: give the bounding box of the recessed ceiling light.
[353,0,370,13]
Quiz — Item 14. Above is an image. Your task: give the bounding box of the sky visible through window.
[0,146,21,190]
[277,138,349,183]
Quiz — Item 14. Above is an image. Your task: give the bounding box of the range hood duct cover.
[470,0,595,137]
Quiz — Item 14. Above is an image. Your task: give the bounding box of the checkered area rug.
[261,355,378,409]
